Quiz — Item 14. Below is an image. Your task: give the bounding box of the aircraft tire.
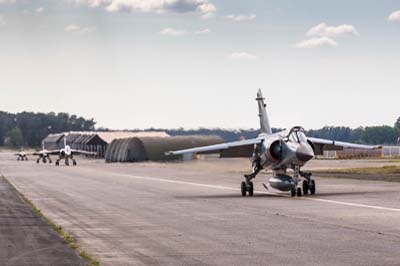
[73,161,77,166]
[56,161,59,166]
[241,182,247,197]
[296,187,302,197]
[290,187,296,197]
[310,180,316,195]
[302,180,309,195]
[248,182,254,196]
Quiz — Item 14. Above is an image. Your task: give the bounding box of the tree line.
[1,110,399,147]
[157,117,400,145]
[0,111,96,148]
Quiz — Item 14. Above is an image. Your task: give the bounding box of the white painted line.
[109,172,400,213]
[303,198,400,213]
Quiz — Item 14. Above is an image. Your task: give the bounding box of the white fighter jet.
[15,151,29,161]
[33,137,96,166]
[167,89,381,197]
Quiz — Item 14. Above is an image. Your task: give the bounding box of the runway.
[1,153,400,266]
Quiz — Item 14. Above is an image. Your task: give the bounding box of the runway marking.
[109,172,400,213]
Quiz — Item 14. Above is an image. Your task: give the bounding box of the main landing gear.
[241,157,261,197]
[241,180,254,197]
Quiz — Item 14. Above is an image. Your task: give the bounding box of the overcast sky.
[0,0,399,130]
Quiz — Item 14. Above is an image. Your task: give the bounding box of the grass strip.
[1,175,100,266]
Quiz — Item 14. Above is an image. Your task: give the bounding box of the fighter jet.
[34,136,96,166]
[32,142,54,164]
[15,151,29,161]
[167,89,381,197]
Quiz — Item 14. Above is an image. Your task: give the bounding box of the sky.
[0,0,399,130]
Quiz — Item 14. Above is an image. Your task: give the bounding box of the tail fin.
[256,89,272,134]
[63,135,67,147]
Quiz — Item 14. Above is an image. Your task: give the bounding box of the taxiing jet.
[32,142,55,164]
[34,137,96,166]
[167,89,381,197]
[15,151,29,161]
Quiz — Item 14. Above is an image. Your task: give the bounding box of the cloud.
[65,24,95,34]
[306,23,358,37]
[225,14,256,22]
[229,52,258,60]
[200,12,215,19]
[0,0,17,3]
[388,10,400,22]
[35,7,44,13]
[71,0,216,17]
[159,27,186,36]
[195,28,210,34]
[295,37,338,48]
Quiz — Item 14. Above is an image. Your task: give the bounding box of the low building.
[105,135,224,163]
[42,131,169,157]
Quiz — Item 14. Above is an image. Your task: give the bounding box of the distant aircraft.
[167,89,381,197]
[15,151,29,161]
[33,137,96,166]
[32,142,54,164]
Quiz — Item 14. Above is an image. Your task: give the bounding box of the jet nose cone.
[296,143,314,162]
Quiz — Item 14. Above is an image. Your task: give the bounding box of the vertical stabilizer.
[256,89,272,134]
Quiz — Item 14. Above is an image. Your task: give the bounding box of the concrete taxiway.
[1,153,400,266]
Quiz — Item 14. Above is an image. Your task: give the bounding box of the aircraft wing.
[307,137,381,155]
[166,138,262,157]
[32,149,60,156]
[71,149,97,156]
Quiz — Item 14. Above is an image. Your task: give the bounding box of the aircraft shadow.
[175,193,283,199]
[175,190,397,200]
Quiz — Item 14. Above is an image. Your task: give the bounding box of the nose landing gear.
[290,168,316,197]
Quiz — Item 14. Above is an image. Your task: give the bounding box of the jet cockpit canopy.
[284,126,307,143]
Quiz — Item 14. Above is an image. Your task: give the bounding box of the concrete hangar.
[43,131,224,162]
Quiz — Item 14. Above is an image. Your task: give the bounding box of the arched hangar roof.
[105,135,224,163]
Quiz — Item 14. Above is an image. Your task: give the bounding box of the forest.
[0,111,96,147]
[1,111,399,147]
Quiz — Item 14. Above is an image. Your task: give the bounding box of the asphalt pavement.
[0,174,86,266]
[1,153,400,266]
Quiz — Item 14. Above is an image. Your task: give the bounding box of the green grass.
[317,165,400,175]
[1,175,100,266]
